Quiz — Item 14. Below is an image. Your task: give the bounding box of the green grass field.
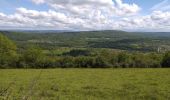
[0,69,170,100]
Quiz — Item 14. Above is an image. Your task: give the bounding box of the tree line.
[0,33,170,68]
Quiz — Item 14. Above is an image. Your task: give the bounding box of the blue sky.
[0,0,49,14]
[0,0,170,31]
[125,0,163,13]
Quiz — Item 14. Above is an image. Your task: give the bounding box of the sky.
[0,0,170,31]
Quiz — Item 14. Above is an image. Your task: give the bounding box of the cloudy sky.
[0,0,170,31]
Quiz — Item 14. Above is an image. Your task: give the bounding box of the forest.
[0,31,170,68]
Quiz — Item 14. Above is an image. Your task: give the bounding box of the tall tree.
[162,52,170,67]
[0,33,18,68]
[23,45,47,68]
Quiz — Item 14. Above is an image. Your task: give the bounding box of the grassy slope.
[0,69,170,100]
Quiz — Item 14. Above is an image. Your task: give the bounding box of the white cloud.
[29,0,141,30]
[31,0,140,16]
[113,0,140,15]
[116,11,170,31]
[1,7,170,31]
[0,0,141,30]
[0,0,170,31]
[31,0,45,5]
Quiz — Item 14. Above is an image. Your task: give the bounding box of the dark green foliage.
[162,52,170,67]
[116,52,131,68]
[62,49,91,57]
[58,56,75,68]
[14,49,166,68]
[74,56,95,68]
[93,56,111,68]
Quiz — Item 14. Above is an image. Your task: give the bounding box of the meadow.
[0,69,170,100]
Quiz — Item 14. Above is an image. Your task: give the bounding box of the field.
[0,69,170,100]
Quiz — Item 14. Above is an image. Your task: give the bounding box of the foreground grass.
[0,69,170,100]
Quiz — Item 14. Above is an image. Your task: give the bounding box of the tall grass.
[0,69,170,100]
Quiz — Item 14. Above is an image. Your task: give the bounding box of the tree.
[94,56,111,68]
[23,46,46,68]
[147,53,162,68]
[117,52,131,68]
[162,52,170,67]
[0,33,18,68]
[58,56,74,68]
[131,53,149,68]
[74,56,95,68]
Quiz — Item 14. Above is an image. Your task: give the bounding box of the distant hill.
[0,30,170,52]
[137,32,170,37]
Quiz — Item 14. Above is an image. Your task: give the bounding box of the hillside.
[0,30,170,52]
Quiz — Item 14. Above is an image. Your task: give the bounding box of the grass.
[0,69,170,100]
